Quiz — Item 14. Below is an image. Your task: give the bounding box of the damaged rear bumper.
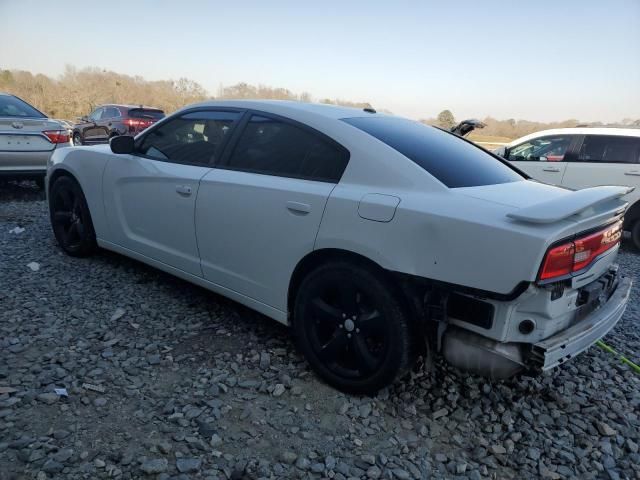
[530,276,632,370]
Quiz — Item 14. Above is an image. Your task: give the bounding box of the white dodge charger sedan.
[46,100,632,393]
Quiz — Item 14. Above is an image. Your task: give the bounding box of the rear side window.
[226,115,349,182]
[136,110,241,165]
[578,135,640,164]
[0,95,46,118]
[343,116,523,188]
[128,108,165,120]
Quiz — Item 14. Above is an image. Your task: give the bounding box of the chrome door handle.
[176,185,192,196]
[286,201,311,215]
[625,171,640,176]
[542,167,560,172]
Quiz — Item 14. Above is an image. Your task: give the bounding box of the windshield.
[0,95,46,118]
[343,116,524,188]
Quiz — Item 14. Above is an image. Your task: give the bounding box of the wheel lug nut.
[347,333,351,338]
[352,315,356,320]
[342,313,346,318]
[356,328,360,333]
[339,324,343,328]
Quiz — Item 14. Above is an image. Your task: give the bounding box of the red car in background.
[72,104,165,145]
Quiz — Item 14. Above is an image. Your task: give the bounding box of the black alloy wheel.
[294,262,412,394]
[73,132,82,146]
[49,176,97,257]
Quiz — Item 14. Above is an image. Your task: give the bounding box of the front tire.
[73,132,83,146]
[631,220,640,251]
[49,176,97,257]
[293,262,412,394]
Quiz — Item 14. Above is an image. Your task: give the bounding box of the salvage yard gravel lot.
[1,181,639,480]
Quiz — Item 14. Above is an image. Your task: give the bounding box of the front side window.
[578,135,640,164]
[136,110,241,165]
[88,108,102,122]
[507,136,573,162]
[343,116,522,188]
[0,95,46,118]
[226,115,349,182]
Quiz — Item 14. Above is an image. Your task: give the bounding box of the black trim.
[395,271,531,302]
[566,134,640,165]
[216,109,351,184]
[130,107,246,167]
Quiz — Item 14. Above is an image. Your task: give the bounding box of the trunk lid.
[0,117,64,152]
[456,180,629,226]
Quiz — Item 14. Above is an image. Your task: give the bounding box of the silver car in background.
[0,92,72,188]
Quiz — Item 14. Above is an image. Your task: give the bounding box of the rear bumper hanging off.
[531,276,632,370]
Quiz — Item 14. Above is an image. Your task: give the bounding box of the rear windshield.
[128,108,165,120]
[0,95,46,118]
[343,116,523,188]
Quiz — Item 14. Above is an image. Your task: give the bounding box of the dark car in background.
[72,104,165,145]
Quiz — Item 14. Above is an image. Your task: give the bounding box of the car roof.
[509,127,640,146]
[181,99,378,120]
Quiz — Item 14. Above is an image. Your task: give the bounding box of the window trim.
[216,109,351,183]
[569,134,640,165]
[131,107,247,167]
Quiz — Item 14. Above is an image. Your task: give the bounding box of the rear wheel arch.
[288,249,428,351]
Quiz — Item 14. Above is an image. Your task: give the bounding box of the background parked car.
[0,92,71,188]
[72,104,165,145]
[496,127,640,249]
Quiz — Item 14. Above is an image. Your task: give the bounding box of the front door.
[83,107,105,143]
[196,113,350,311]
[506,134,578,186]
[102,110,242,275]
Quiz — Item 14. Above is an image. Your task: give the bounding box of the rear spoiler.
[507,186,633,224]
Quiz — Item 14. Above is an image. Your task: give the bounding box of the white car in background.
[0,92,72,188]
[46,101,632,393]
[496,128,640,249]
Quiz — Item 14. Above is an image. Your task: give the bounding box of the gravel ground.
[1,180,639,480]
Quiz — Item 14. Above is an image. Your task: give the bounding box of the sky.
[1,0,639,123]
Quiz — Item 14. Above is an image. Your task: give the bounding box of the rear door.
[506,134,578,185]
[103,109,243,275]
[196,112,350,311]
[83,107,105,143]
[562,134,640,204]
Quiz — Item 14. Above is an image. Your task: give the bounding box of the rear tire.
[49,176,97,257]
[293,261,412,394]
[631,220,640,251]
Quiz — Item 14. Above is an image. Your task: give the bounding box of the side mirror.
[493,146,506,157]
[539,156,548,162]
[110,135,134,154]
[79,116,89,122]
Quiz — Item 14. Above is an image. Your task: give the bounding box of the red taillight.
[539,242,575,280]
[538,220,623,282]
[43,130,70,144]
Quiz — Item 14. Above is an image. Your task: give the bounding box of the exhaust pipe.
[442,327,526,380]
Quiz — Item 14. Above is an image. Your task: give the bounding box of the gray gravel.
[1,180,639,480]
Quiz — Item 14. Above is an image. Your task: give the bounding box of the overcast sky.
[1,0,638,122]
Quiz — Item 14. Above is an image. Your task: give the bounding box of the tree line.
[1,66,636,139]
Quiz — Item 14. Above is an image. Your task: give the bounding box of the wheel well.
[288,248,429,353]
[624,200,640,230]
[48,169,76,191]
